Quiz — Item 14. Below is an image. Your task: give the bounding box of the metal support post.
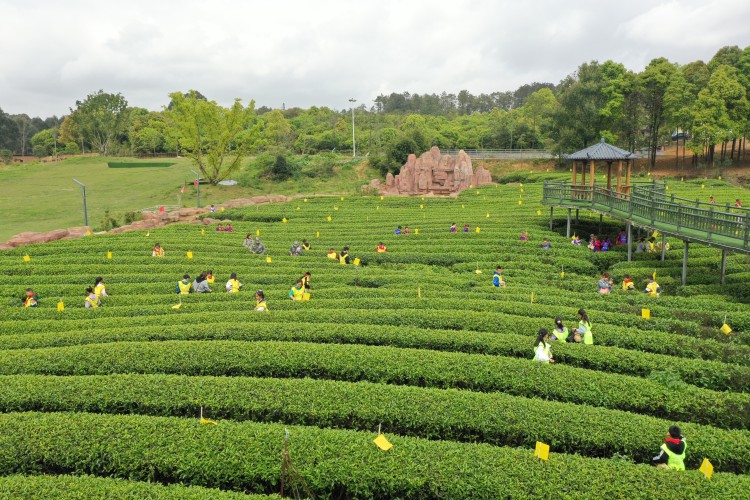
[566,208,571,238]
[549,207,554,230]
[72,179,88,227]
[682,241,688,286]
[661,234,666,261]
[627,222,632,262]
[720,249,727,286]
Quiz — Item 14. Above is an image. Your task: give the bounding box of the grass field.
[0,155,374,242]
[1,179,749,497]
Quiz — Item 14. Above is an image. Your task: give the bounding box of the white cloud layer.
[1,0,749,117]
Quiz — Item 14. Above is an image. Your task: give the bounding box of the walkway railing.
[542,181,750,250]
[443,149,554,159]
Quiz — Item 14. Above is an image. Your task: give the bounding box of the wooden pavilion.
[566,138,637,196]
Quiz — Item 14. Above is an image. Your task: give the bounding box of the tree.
[521,88,558,148]
[30,128,56,157]
[0,108,19,153]
[639,58,677,166]
[70,90,128,155]
[166,90,257,184]
[11,114,31,155]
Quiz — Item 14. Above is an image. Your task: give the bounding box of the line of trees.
[1,45,748,177]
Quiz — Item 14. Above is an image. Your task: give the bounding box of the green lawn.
[0,155,374,241]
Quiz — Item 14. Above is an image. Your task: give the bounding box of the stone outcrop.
[377,147,492,196]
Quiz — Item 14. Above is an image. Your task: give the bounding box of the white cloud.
[1,0,749,117]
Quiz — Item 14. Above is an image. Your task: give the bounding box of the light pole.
[348,98,357,157]
[190,169,201,208]
[72,179,88,227]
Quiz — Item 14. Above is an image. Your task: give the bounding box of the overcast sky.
[2,0,749,118]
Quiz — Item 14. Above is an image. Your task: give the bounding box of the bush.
[0,149,12,164]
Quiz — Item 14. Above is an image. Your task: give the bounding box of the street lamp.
[348,98,357,157]
[190,169,201,208]
[72,179,88,227]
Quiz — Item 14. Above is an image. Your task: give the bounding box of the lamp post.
[72,179,88,227]
[190,169,201,208]
[348,98,357,157]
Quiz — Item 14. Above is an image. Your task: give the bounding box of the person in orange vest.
[84,286,101,308]
[375,242,387,253]
[152,242,165,257]
[23,288,38,307]
[652,425,686,470]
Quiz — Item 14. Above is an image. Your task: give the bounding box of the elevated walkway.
[542,180,750,284]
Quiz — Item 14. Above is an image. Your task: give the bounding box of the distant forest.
[1,44,748,172]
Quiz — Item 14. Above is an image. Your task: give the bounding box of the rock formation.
[377,147,492,195]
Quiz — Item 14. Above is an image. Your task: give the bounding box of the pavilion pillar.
[625,161,632,197]
[616,160,623,195]
[581,163,586,187]
[606,162,612,191]
[589,160,595,187]
[572,161,578,200]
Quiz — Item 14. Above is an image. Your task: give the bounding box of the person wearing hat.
[652,425,686,470]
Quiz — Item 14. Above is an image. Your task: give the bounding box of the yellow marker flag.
[476,190,480,195]
[520,188,524,193]
[418,287,421,300]
[219,207,225,212]
[534,441,550,461]
[665,185,669,191]
[518,200,523,206]
[146,232,150,237]
[421,197,425,201]
[475,227,481,233]
[340,196,345,201]
[721,323,732,335]
[461,204,465,209]
[86,230,92,235]
[282,217,288,223]
[652,230,659,238]
[374,434,393,451]
[700,458,714,479]
[718,176,722,180]
[107,251,112,259]
[530,292,534,304]
[520,183,523,187]
[199,407,218,426]
[353,258,361,266]
[23,255,31,262]
[536,210,542,216]
[296,207,301,211]
[681,177,684,181]
[652,270,657,281]
[380,196,384,200]
[560,271,565,279]
[304,198,308,202]
[420,204,424,209]
[414,229,419,235]
[256,229,260,236]
[334,206,339,211]
[486,213,490,218]
[201,228,205,235]
[316,231,320,238]
[642,309,651,319]
[57,301,65,312]
[266,255,272,263]
[701,184,705,189]
[327,216,332,222]
[171,303,182,310]
[186,251,193,259]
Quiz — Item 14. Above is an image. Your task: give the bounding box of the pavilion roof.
[565,138,636,160]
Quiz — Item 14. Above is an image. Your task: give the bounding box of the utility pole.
[349,98,357,157]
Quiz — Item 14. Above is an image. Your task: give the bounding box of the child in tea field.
[22,288,38,307]
[375,242,387,253]
[520,231,528,241]
[289,279,306,300]
[255,290,269,311]
[551,318,568,342]
[339,246,351,265]
[226,273,242,293]
[327,248,339,260]
[572,309,592,344]
[533,329,553,363]
[598,272,613,294]
[622,275,635,291]
[644,277,661,297]
[450,223,457,233]
[176,274,192,295]
[152,242,165,257]
[652,425,686,471]
[84,287,101,308]
[541,238,551,249]
[492,267,506,287]
[206,270,215,284]
[94,277,108,298]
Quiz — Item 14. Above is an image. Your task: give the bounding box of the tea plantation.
[1,179,750,498]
